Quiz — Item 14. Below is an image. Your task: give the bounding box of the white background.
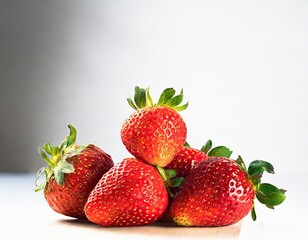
[0,0,307,176]
[0,1,307,239]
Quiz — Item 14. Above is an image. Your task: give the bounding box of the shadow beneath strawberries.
[58,218,100,228]
[58,218,242,239]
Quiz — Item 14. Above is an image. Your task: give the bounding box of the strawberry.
[84,158,168,226]
[121,87,188,167]
[35,124,114,218]
[165,140,233,178]
[169,156,286,226]
[160,141,232,223]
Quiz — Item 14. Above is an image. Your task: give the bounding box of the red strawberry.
[121,87,188,167]
[160,141,232,223]
[35,124,114,218]
[169,156,286,226]
[84,158,168,226]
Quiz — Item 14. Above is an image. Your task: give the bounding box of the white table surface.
[0,173,305,240]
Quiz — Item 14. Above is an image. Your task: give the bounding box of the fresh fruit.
[35,124,114,218]
[121,87,188,167]
[159,141,232,223]
[84,158,168,226]
[165,140,233,178]
[169,156,286,226]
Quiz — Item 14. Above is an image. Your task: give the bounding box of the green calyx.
[156,166,185,198]
[35,124,83,192]
[200,139,233,158]
[235,156,286,221]
[127,86,189,111]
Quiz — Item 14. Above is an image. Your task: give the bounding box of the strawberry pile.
[35,86,286,227]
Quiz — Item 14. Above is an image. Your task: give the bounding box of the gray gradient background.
[0,0,307,179]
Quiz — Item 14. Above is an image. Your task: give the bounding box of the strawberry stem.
[127,86,188,111]
[156,166,186,198]
[35,124,80,191]
[235,157,286,221]
[156,166,174,198]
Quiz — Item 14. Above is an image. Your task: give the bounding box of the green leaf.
[50,145,59,156]
[166,169,177,179]
[166,89,184,107]
[46,168,53,179]
[208,146,232,158]
[256,183,286,209]
[236,155,247,172]
[145,88,153,107]
[38,148,53,166]
[52,160,74,185]
[251,205,257,221]
[127,98,138,110]
[60,160,75,173]
[157,88,176,105]
[184,142,190,147]
[171,177,185,188]
[43,143,52,155]
[201,140,212,154]
[173,102,189,111]
[34,167,46,192]
[35,183,46,192]
[127,86,153,110]
[251,176,261,187]
[54,171,64,185]
[59,138,68,153]
[248,160,274,178]
[67,124,77,147]
[53,165,65,185]
[134,86,147,109]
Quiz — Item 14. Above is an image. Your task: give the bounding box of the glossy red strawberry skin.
[121,106,187,167]
[169,156,255,226]
[165,147,208,178]
[44,145,114,218]
[84,158,169,227]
